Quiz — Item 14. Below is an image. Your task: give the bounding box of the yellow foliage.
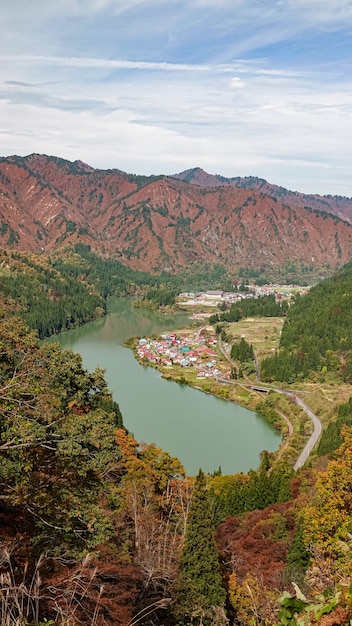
[302,426,352,579]
[227,573,278,625]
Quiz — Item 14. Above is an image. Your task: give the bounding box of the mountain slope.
[0,249,105,337]
[1,154,352,278]
[173,167,352,223]
[260,260,352,382]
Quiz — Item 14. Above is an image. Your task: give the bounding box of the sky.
[1,0,352,195]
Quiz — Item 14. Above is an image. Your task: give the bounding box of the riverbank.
[128,327,286,432]
[51,298,281,475]
[128,322,328,470]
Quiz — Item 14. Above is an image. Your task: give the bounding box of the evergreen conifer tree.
[174,469,227,625]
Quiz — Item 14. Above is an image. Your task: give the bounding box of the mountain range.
[1,153,352,278]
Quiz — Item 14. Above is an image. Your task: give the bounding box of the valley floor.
[131,315,350,470]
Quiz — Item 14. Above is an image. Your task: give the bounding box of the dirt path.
[217,335,236,366]
[318,386,334,402]
[217,336,253,384]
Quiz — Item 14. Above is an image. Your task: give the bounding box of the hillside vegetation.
[1,245,352,623]
[0,246,233,339]
[261,260,352,382]
[0,250,105,338]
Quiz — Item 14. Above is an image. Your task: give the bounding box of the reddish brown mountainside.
[173,167,352,223]
[1,154,352,274]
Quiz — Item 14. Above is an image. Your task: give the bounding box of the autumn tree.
[116,429,191,598]
[302,426,352,583]
[174,469,227,625]
[0,313,123,555]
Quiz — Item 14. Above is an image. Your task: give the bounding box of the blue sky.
[1,0,352,195]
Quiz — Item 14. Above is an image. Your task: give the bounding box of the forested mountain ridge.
[1,154,352,280]
[261,260,352,382]
[0,249,105,338]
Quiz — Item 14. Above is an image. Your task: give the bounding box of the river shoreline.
[128,333,326,471]
[48,298,282,474]
[127,330,286,435]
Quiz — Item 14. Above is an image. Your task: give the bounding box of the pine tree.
[284,524,311,585]
[175,470,227,625]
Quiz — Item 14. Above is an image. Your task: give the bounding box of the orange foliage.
[302,426,352,579]
[115,428,192,596]
[43,555,142,626]
[217,501,295,589]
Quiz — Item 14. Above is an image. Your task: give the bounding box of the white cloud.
[0,1,351,195]
[286,0,352,24]
[229,77,245,89]
[1,56,351,195]
[0,55,210,72]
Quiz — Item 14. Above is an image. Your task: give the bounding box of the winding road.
[218,337,322,471]
[291,395,322,471]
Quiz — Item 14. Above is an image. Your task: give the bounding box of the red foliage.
[216,502,295,590]
[43,557,143,626]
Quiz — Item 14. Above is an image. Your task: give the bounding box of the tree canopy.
[0,307,123,554]
[261,260,352,381]
[175,469,227,625]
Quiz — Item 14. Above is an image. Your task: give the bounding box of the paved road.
[251,350,322,469]
[218,336,322,470]
[291,395,322,471]
[272,387,322,471]
[245,381,323,470]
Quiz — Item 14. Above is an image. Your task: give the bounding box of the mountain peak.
[173,167,225,186]
[1,153,352,280]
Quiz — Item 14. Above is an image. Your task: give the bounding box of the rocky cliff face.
[1,154,352,275]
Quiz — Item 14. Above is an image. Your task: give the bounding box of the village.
[136,329,231,381]
[135,284,310,380]
[177,284,309,309]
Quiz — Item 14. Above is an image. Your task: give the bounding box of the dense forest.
[0,245,235,339]
[1,248,352,624]
[53,243,232,300]
[0,250,106,338]
[260,261,352,382]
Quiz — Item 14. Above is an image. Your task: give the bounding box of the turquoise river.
[50,298,281,475]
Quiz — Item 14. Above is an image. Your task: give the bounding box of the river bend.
[49,298,281,475]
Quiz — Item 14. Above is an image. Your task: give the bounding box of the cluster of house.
[178,285,309,307]
[247,284,310,299]
[178,290,239,307]
[136,331,229,380]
